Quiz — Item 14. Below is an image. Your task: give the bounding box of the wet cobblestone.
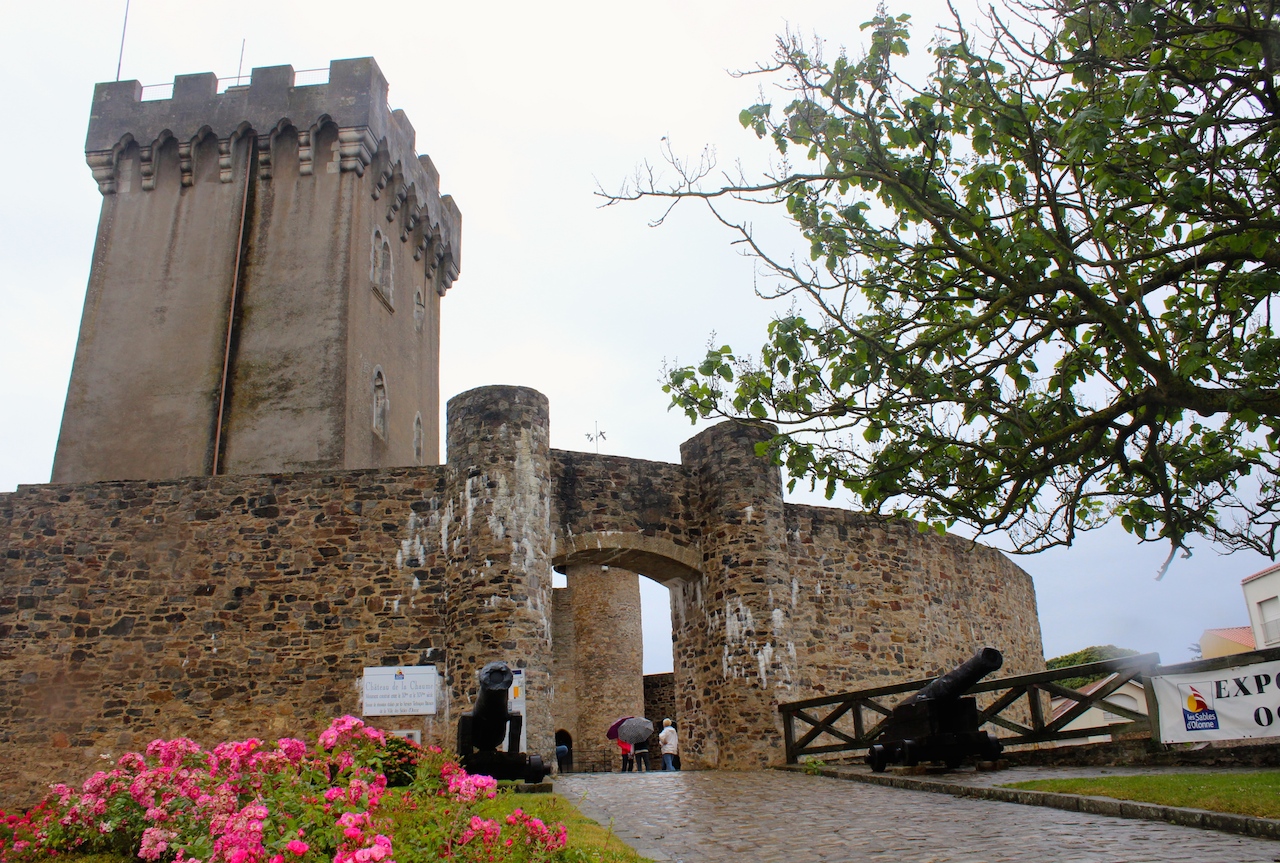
[556,770,1280,862]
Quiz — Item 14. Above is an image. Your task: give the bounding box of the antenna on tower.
[115,0,131,81]
[235,38,246,86]
[585,421,607,454]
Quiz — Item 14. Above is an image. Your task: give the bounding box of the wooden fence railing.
[779,653,1162,764]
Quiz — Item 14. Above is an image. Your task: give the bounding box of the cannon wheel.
[867,745,888,773]
[983,727,1003,758]
[902,740,920,767]
[524,754,547,784]
[982,732,1003,762]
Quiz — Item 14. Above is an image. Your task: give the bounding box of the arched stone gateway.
[553,532,700,584]
[0,385,1043,804]
[547,409,1045,769]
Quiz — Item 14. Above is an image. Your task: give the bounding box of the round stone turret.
[679,420,793,768]
[444,386,554,762]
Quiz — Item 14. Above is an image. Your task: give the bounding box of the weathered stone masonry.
[56,58,460,485]
[0,467,451,806]
[1,384,1044,805]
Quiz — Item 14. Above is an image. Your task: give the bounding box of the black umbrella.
[615,717,654,745]
[605,716,633,740]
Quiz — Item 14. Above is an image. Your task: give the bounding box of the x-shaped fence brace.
[779,653,1162,763]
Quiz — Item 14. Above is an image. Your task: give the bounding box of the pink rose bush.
[0,717,573,863]
[504,810,567,854]
[440,762,499,804]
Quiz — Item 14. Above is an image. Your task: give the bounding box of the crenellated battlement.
[57,57,461,489]
[84,57,460,283]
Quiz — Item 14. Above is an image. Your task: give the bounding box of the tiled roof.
[1048,673,1144,723]
[1242,563,1280,585]
[1202,626,1256,648]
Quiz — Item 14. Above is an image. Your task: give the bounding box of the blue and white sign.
[1152,658,1280,743]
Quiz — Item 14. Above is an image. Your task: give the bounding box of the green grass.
[1003,771,1280,819]
[475,793,650,861]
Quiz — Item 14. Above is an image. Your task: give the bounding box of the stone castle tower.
[0,58,1045,806]
[53,58,461,483]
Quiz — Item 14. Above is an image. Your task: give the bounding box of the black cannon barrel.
[902,647,1003,705]
[470,661,515,751]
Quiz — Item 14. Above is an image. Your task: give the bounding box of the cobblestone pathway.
[556,770,1280,863]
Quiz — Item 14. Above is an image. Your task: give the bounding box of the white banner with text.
[1151,658,1280,743]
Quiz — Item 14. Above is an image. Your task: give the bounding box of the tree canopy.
[1046,644,1142,687]
[608,0,1280,570]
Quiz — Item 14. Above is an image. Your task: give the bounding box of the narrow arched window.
[413,413,424,464]
[370,230,393,308]
[414,290,425,332]
[380,239,393,304]
[373,369,388,438]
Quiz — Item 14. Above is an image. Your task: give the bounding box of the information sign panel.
[362,666,438,716]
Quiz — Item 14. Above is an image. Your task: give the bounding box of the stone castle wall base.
[0,385,1044,805]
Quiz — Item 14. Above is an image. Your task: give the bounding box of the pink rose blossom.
[276,738,308,764]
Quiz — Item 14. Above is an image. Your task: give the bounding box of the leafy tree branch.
[603,0,1280,572]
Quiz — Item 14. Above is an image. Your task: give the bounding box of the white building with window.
[1243,563,1280,650]
[1047,674,1149,745]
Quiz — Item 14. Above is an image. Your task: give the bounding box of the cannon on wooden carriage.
[866,647,1005,772]
[458,661,548,783]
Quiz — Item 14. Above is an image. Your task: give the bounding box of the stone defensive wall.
[0,385,1043,805]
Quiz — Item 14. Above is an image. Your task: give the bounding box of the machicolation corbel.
[297,128,314,176]
[338,128,377,175]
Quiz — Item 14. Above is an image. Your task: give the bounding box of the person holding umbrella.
[606,716,655,773]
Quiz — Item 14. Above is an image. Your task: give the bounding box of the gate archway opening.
[639,575,673,675]
[550,534,700,771]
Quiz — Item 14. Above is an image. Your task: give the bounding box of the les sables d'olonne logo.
[1179,684,1219,731]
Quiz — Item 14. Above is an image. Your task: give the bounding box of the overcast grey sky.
[0,0,1271,675]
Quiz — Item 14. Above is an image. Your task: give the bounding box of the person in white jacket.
[658,718,678,770]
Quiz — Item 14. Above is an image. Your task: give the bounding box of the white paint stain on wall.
[454,421,551,641]
[671,578,699,630]
[464,475,478,529]
[724,598,755,643]
[757,642,774,685]
[396,507,442,612]
[719,586,798,690]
